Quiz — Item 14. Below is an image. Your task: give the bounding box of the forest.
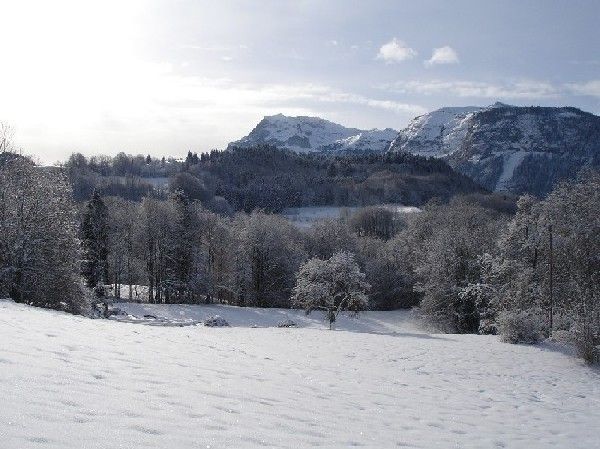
[0,146,599,363]
[65,145,483,211]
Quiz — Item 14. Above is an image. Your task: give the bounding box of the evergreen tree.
[167,191,196,302]
[80,192,109,288]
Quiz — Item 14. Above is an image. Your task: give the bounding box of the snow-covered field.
[1,299,599,449]
[281,205,420,228]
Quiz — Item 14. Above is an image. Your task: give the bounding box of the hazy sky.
[1,0,599,162]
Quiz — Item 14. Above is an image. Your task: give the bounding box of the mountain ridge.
[228,104,600,196]
[389,103,600,195]
[228,114,398,154]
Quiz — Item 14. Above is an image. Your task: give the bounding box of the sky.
[0,0,599,163]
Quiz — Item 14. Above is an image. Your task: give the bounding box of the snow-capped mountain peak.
[229,114,398,154]
[388,105,489,157]
[389,103,600,195]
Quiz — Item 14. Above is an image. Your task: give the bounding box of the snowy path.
[1,300,599,449]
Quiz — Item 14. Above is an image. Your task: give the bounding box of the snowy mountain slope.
[2,299,600,449]
[388,105,485,157]
[229,114,398,154]
[389,104,600,195]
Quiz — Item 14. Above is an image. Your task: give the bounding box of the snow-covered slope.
[389,103,600,195]
[389,105,485,157]
[229,114,398,154]
[2,299,600,449]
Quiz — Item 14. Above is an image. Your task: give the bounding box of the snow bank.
[1,299,599,449]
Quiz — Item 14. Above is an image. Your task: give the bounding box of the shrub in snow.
[204,315,229,327]
[497,309,542,344]
[277,319,297,328]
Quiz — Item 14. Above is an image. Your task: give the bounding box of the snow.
[229,115,398,154]
[389,103,509,157]
[494,151,529,191]
[558,111,581,119]
[389,103,597,193]
[390,106,484,157]
[281,205,420,228]
[1,298,600,449]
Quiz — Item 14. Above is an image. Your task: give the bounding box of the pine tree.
[167,191,195,302]
[80,192,109,288]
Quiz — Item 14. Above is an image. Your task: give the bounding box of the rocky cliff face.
[389,104,600,195]
[229,114,397,154]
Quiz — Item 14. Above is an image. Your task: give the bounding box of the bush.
[497,309,543,344]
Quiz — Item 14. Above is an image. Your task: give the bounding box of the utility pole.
[548,224,553,334]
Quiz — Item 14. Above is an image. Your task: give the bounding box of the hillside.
[389,103,600,195]
[2,299,599,449]
[229,114,398,154]
[203,145,484,212]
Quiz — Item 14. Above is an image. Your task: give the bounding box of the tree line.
[1,144,598,362]
[64,145,484,211]
[78,192,420,311]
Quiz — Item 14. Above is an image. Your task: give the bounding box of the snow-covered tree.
[140,196,176,303]
[349,206,403,240]
[493,171,600,360]
[0,122,15,154]
[412,198,508,332]
[196,211,234,304]
[231,211,306,307]
[0,156,86,313]
[105,197,144,301]
[292,251,370,329]
[360,235,418,310]
[305,218,356,260]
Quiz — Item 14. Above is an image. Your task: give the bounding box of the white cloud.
[385,79,559,99]
[317,90,426,115]
[425,46,459,66]
[566,80,600,97]
[226,83,425,116]
[376,38,417,63]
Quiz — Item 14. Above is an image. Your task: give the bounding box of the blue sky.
[0,0,598,162]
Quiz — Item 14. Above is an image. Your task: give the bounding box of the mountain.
[388,105,486,158]
[389,103,600,195]
[229,114,398,154]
